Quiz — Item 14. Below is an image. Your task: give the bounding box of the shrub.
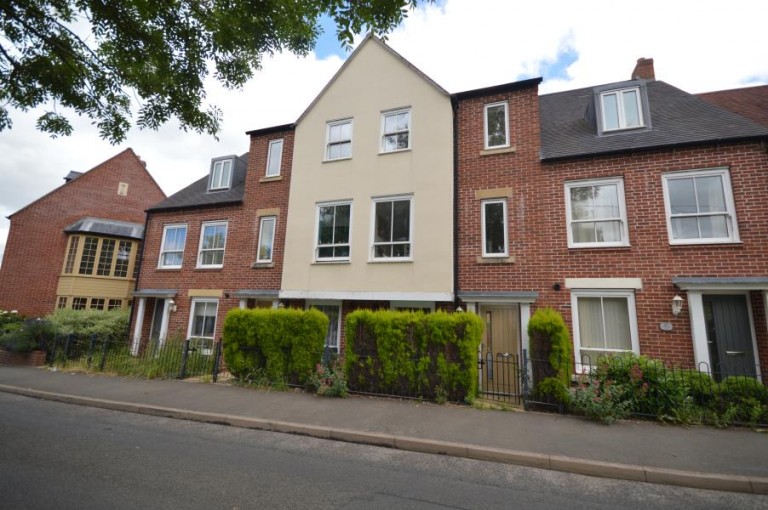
[46,308,130,343]
[306,361,348,397]
[571,377,633,424]
[0,318,56,353]
[715,376,768,426]
[527,307,571,406]
[345,309,483,402]
[222,308,328,385]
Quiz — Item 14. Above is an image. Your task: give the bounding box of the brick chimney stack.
[631,57,655,81]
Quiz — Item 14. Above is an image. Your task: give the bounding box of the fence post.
[212,340,222,383]
[87,334,97,369]
[179,339,190,379]
[521,349,529,411]
[64,334,73,359]
[99,338,109,371]
[49,334,60,366]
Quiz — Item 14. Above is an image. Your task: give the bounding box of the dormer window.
[209,158,233,191]
[600,87,643,131]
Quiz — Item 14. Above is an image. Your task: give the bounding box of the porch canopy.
[132,289,178,298]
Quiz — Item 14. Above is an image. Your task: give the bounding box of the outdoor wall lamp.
[455,306,463,312]
[671,295,684,316]
[168,299,177,313]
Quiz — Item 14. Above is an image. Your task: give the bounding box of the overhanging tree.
[0,0,426,143]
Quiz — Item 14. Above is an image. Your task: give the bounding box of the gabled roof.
[8,148,164,219]
[64,217,144,240]
[697,85,768,129]
[147,154,248,212]
[294,33,449,125]
[540,80,768,161]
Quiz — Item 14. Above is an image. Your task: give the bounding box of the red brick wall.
[456,86,768,367]
[134,129,294,342]
[0,149,166,317]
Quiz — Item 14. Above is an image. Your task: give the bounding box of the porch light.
[168,299,177,313]
[455,306,463,312]
[671,295,684,316]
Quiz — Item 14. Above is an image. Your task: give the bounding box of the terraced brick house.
[0,149,165,317]
[130,126,294,353]
[456,58,768,380]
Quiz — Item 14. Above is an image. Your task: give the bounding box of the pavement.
[1,366,767,494]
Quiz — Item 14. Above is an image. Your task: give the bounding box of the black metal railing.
[48,334,222,380]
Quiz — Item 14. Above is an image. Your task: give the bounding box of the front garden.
[2,305,766,429]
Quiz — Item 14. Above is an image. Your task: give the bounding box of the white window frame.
[370,195,413,262]
[209,159,233,190]
[196,221,228,268]
[307,301,341,353]
[256,216,276,263]
[187,298,219,354]
[380,108,411,153]
[565,177,629,248]
[571,289,640,370]
[314,201,352,262]
[158,224,188,269]
[661,168,740,245]
[266,139,283,177]
[484,101,509,149]
[391,301,435,312]
[325,119,353,161]
[600,87,644,132]
[481,199,508,257]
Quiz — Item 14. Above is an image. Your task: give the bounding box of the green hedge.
[222,308,328,385]
[46,308,130,343]
[528,307,572,405]
[345,310,483,402]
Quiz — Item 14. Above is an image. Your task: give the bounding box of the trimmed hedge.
[222,308,328,385]
[528,307,572,405]
[345,310,483,402]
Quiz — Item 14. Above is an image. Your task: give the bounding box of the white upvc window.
[481,199,508,257]
[315,201,352,261]
[381,108,411,152]
[197,221,228,268]
[266,139,283,177]
[307,302,341,353]
[371,195,412,260]
[571,290,640,368]
[209,159,233,190]
[159,224,187,269]
[326,119,352,160]
[256,216,276,263]
[484,101,509,149]
[565,178,629,248]
[662,168,739,244]
[188,298,218,354]
[600,87,643,131]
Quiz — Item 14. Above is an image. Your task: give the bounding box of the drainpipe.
[451,97,460,310]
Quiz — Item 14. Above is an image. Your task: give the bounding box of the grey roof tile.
[540,80,768,161]
[64,217,144,240]
[148,154,248,212]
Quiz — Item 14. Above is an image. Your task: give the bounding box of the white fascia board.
[279,290,453,302]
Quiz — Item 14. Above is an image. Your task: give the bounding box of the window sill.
[480,146,516,156]
[476,256,514,264]
[567,244,631,250]
[259,175,282,183]
[378,148,411,156]
[368,258,413,264]
[669,240,742,247]
[251,261,274,269]
[323,157,352,164]
[312,260,351,265]
[195,266,223,271]
[156,267,182,271]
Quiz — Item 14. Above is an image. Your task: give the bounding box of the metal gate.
[478,345,522,404]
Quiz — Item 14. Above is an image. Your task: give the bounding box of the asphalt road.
[1,392,765,509]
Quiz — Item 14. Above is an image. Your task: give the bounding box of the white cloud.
[1,0,766,264]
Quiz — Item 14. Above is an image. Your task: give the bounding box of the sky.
[1,0,767,264]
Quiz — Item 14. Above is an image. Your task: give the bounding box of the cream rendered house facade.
[280,35,454,353]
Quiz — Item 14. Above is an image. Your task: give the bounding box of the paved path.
[1,366,766,493]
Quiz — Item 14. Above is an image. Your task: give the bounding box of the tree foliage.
[0,0,426,143]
